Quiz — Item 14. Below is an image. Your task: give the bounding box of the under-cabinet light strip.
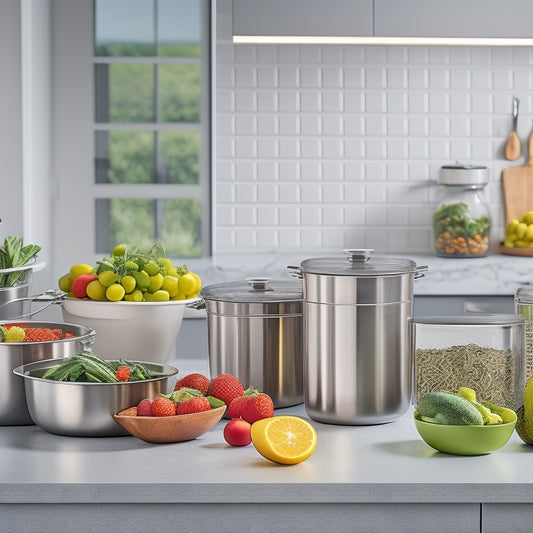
[233,35,533,46]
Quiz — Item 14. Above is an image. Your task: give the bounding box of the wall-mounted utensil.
[504,96,521,161]
[502,122,533,226]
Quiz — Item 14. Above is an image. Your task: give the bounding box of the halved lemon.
[251,416,318,465]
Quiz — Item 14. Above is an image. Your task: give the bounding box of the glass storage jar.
[410,315,525,410]
[433,164,491,257]
[515,286,533,382]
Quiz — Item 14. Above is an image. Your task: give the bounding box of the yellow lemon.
[161,275,179,297]
[86,280,107,301]
[143,290,170,302]
[250,416,318,465]
[142,260,160,276]
[70,263,94,280]
[132,270,151,290]
[178,272,197,296]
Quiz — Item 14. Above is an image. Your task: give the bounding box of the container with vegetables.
[0,236,43,320]
[433,164,491,257]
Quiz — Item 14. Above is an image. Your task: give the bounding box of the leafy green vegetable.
[433,202,490,240]
[0,236,41,287]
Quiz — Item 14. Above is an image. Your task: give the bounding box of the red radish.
[223,419,252,447]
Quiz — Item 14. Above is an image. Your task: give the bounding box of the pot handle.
[414,265,428,280]
[0,289,66,321]
[186,297,206,310]
[286,265,303,279]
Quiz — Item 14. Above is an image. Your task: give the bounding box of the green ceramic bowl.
[413,411,516,455]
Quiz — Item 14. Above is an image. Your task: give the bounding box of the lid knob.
[246,277,273,292]
[343,248,374,264]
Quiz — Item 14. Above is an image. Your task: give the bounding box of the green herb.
[0,236,41,287]
[433,202,490,240]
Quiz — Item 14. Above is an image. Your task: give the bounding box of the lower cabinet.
[482,504,533,533]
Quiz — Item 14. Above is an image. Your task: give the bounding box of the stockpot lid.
[200,277,303,317]
[299,249,419,277]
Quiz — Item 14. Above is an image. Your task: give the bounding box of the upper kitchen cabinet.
[233,0,373,38]
[374,0,533,38]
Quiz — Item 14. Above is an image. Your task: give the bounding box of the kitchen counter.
[2,360,533,533]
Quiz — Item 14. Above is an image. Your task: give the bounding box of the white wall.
[215,0,533,256]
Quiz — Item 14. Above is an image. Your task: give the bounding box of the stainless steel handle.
[414,265,429,280]
[343,248,374,263]
[287,265,302,279]
[0,289,66,320]
[186,297,206,310]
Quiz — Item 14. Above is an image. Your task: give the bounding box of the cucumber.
[418,391,484,426]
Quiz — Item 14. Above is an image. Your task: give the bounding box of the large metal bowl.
[0,321,96,425]
[12,357,179,437]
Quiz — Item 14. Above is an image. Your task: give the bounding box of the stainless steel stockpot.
[294,249,426,425]
[200,278,303,408]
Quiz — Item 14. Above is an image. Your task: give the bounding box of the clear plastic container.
[433,164,491,257]
[515,286,533,381]
[410,315,525,410]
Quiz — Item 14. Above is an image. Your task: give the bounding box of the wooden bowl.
[499,242,533,257]
[113,405,226,443]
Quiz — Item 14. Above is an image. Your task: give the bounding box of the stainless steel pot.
[200,277,303,408]
[0,321,96,425]
[292,249,426,425]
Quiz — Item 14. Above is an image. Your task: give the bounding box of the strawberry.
[223,419,252,447]
[151,397,176,417]
[241,393,274,424]
[137,399,152,416]
[227,386,258,419]
[174,372,209,395]
[176,396,211,415]
[115,365,130,382]
[207,373,245,407]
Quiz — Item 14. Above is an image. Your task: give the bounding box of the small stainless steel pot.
[291,249,427,425]
[0,321,96,425]
[200,277,303,408]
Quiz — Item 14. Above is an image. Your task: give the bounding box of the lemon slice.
[251,416,317,465]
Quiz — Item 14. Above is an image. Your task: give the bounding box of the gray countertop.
[2,358,533,507]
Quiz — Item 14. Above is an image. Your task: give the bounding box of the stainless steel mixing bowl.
[0,321,96,425]
[13,358,179,437]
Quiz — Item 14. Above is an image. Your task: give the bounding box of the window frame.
[51,0,212,276]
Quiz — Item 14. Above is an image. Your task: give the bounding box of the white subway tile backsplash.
[216,4,533,256]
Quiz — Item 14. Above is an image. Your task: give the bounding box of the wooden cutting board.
[502,130,533,225]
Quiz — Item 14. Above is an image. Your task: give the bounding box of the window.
[54,0,211,267]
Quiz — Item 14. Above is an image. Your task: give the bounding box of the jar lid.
[515,286,533,305]
[411,315,525,326]
[300,249,419,276]
[439,164,489,186]
[200,277,303,303]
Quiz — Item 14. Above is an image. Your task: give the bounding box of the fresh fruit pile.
[417,387,516,426]
[122,371,318,465]
[58,242,201,302]
[504,211,533,248]
[0,324,74,343]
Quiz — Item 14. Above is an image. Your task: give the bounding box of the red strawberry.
[223,419,252,447]
[174,373,209,395]
[176,396,211,415]
[151,397,176,417]
[116,365,130,382]
[207,373,245,407]
[137,399,152,416]
[227,387,258,419]
[241,393,274,424]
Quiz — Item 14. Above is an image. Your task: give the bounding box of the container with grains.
[515,287,533,381]
[410,315,525,410]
